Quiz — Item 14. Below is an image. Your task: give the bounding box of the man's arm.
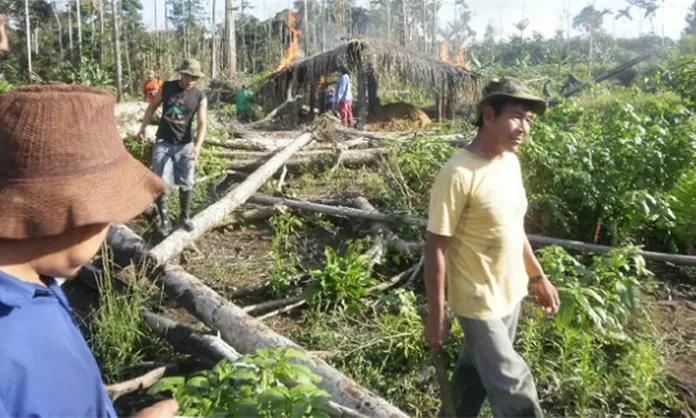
[138,87,163,141]
[0,15,9,53]
[523,236,560,314]
[425,232,451,353]
[193,97,208,160]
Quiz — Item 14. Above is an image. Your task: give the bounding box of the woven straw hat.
[0,84,166,239]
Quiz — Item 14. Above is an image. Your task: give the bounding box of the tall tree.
[24,0,31,75]
[685,0,696,35]
[226,0,235,78]
[111,0,122,100]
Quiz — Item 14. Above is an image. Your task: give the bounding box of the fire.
[439,41,450,63]
[454,46,470,70]
[277,10,303,71]
[318,74,328,89]
[440,41,470,70]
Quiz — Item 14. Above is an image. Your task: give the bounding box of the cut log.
[249,195,425,227]
[105,364,179,401]
[250,196,696,266]
[143,311,241,365]
[106,226,409,418]
[206,137,274,152]
[148,132,315,265]
[225,148,385,171]
[561,52,654,98]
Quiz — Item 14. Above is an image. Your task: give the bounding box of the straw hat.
[0,84,166,239]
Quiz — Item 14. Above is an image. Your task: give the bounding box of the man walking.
[335,66,353,126]
[139,58,207,235]
[425,77,560,418]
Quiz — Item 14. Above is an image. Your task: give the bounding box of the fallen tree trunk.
[148,132,315,265]
[106,225,409,418]
[249,196,696,266]
[206,137,274,152]
[143,311,241,366]
[249,195,426,227]
[226,149,385,171]
[562,52,654,98]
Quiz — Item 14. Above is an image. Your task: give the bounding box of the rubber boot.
[155,194,171,236]
[179,189,195,232]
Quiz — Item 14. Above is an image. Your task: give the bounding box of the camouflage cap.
[476,76,546,119]
[176,58,205,78]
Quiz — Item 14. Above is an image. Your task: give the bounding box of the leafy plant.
[267,212,304,298]
[150,348,332,418]
[305,242,376,313]
[54,57,113,87]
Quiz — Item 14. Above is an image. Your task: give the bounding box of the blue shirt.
[336,73,352,103]
[0,271,117,417]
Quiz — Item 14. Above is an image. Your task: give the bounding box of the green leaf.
[147,376,185,395]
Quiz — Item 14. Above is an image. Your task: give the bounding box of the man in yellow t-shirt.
[425,77,560,418]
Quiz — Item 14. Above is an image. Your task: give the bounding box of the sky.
[140,0,695,42]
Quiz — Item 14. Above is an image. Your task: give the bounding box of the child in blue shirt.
[0,85,179,418]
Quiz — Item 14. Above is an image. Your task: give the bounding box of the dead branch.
[195,170,242,184]
[256,299,308,321]
[106,225,409,418]
[404,255,425,288]
[247,95,303,129]
[243,295,304,315]
[148,132,315,265]
[105,364,179,401]
[352,196,420,259]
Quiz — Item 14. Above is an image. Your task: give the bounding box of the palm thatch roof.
[257,38,485,110]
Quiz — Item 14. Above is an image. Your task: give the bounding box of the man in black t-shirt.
[139,58,207,235]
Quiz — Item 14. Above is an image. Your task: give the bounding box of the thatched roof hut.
[257,38,484,127]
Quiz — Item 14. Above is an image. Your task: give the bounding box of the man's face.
[483,102,534,153]
[180,73,199,90]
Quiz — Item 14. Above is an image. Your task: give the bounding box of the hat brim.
[177,68,205,78]
[478,92,547,116]
[0,153,166,239]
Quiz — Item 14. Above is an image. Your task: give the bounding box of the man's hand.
[137,128,147,142]
[532,275,560,315]
[192,144,202,162]
[425,308,449,354]
[134,399,179,418]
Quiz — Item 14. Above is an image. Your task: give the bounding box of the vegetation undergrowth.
[89,252,176,383]
[150,348,333,418]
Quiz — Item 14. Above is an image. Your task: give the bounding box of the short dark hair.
[475,96,537,128]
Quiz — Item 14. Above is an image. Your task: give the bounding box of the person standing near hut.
[424,77,559,418]
[235,84,254,123]
[138,58,208,236]
[142,70,163,103]
[335,66,353,126]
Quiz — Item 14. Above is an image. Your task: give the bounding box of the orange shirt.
[143,79,163,102]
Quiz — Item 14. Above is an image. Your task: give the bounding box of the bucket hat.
[476,76,547,120]
[0,84,166,239]
[175,58,205,78]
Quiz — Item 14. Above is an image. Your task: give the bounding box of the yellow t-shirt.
[427,149,529,319]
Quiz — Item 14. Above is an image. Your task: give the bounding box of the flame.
[318,74,328,89]
[439,41,450,63]
[277,10,303,71]
[454,46,470,69]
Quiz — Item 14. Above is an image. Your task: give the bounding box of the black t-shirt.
[156,80,206,144]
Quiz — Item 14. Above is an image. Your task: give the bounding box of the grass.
[89,252,177,384]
